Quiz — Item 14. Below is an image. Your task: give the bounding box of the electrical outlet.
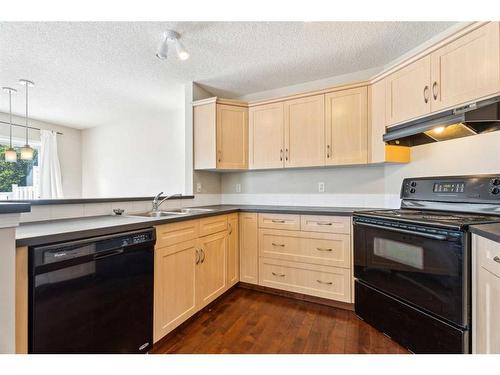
[236,183,241,193]
[196,182,202,193]
[318,182,325,193]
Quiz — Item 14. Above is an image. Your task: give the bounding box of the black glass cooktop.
[355,209,500,228]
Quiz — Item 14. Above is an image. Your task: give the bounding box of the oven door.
[353,218,468,327]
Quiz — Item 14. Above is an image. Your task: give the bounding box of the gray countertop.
[470,223,500,244]
[0,202,31,214]
[15,204,381,247]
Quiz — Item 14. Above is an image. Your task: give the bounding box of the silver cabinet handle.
[326,144,330,158]
[316,247,332,252]
[228,223,232,235]
[217,150,222,163]
[200,249,205,264]
[432,81,439,100]
[280,149,283,161]
[285,148,289,161]
[317,280,333,285]
[423,85,429,103]
[271,219,285,223]
[316,222,333,226]
[271,242,285,247]
[195,249,200,264]
[272,272,286,277]
[493,256,500,264]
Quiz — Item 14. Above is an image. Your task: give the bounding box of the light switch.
[318,182,325,193]
[236,183,241,193]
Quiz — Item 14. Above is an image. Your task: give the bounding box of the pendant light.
[2,87,17,162]
[19,79,34,160]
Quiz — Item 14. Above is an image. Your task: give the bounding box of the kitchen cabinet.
[154,240,197,343]
[196,231,228,308]
[154,214,231,342]
[368,79,410,164]
[239,212,259,284]
[284,94,325,168]
[385,55,432,126]
[193,98,248,170]
[227,214,240,287]
[473,234,500,353]
[430,22,500,112]
[325,86,368,165]
[248,102,284,169]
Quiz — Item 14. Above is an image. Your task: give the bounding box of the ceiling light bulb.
[5,148,17,162]
[175,39,190,60]
[433,126,446,134]
[156,38,169,60]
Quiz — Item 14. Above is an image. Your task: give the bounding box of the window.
[0,138,40,200]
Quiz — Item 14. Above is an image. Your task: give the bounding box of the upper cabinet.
[325,87,368,165]
[385,55,432,126]
[385,22,500,127]
[369,80,411,164]
[249,102,284,169]
[283,95,325,168]
[193,98,248,170]
[430,22,500,112]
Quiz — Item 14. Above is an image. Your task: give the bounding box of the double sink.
[132,207,216,218]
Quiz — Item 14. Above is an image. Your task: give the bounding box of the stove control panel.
[401,175,500,203]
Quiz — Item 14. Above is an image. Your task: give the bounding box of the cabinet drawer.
[476,235,500,278]
[199,215,228,237]
[259,229,351,268]
[155,219,199,248]
[300,215,351,234]
[259,257,352,303]
[258,213,300,230]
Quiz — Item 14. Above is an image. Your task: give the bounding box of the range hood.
[383,95,500,147]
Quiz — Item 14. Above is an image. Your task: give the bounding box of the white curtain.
[39,129,64,199]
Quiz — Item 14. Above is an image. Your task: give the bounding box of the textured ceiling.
[0,22,456,129]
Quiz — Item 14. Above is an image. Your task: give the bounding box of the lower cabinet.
[153,214,237,343]
[473,234,500,353]
[239,212,259,284]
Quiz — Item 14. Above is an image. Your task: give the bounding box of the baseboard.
[238,282,354,311]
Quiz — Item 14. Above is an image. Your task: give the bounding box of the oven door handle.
[354,222,453,241]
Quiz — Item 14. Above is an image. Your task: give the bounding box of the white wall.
[0,112,82,198]
[81,108,186,198]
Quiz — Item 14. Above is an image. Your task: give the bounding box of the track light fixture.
[156,30,190,61]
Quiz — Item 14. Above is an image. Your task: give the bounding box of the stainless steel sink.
[131,207,216,218]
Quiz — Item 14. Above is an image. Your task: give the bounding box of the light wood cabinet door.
[249,103,284,169]
[194,102,217,170]
[196,231,227,308]
[239,212,259,284]
[216,104,248,169]
[227,215,240,287]
[325,87,368,165]
[284,94,325,168]
[386,55,431,126]
[473,235,500,353]
[154,240,197,342]
[431,22,500,112]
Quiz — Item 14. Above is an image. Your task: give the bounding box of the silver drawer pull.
[316,222,333,226]
[272,272,286,277]
[316,247,333,252]
[271,219,286,223]
[494,256,500,264]
[272,242,285,247]
[316,280,333,285]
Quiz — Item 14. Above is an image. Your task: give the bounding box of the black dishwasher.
[29,228,155,354]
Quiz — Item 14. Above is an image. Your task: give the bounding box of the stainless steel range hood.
[383,95,500,146]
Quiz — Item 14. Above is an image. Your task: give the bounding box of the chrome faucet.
[152,192,183,212]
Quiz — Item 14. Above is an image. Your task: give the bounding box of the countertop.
[15,204,380,247]
[0,202,31,214]
[470,223,500,244]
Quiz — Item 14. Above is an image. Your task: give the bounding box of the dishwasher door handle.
[94,248,125,260]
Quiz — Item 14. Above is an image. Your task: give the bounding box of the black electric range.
[353,174,500,354]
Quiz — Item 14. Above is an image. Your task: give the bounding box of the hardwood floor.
[151,287,408,354]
